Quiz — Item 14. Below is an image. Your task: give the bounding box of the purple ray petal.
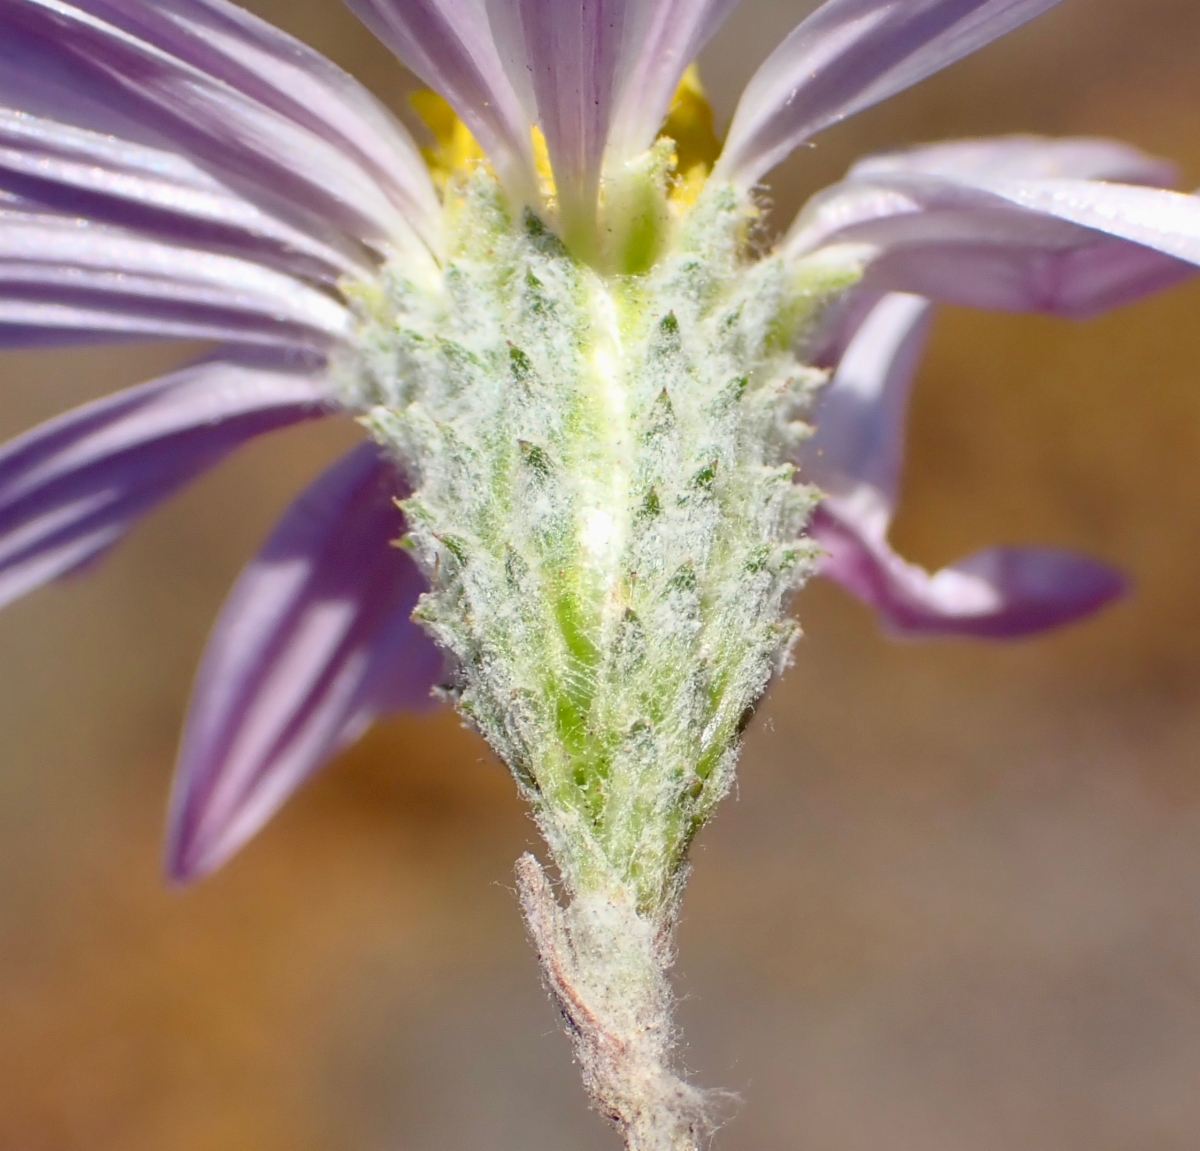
[0,107,366,282]
[482,0,737,234]
[0,351,334,609]
[605,0,739,167]
[846,135,1180,188]
[801,292,933,517]
[716,0,1064,187]
[789,139,1200,319]
[0,208,350,347]
[345,0,536,202]
[486,0,632,233]
[106,0,441,243]
[1,0,426,250]
[811,502,1127,639]
[165,441,440,882]
[862,230,1197,318]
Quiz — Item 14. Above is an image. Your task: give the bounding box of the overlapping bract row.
[2,0,1200,879]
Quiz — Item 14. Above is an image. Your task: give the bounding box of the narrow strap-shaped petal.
[101,0,441,243]
[846,135,1179,188]
[810,502,1127,638]
[485,0,633,234]
[482,0,736,236]
[165,442,440,882]
[1,0,427,251]
[0,351,334,609]
[345,0,536,201]
[604,0,739,167]
[0,107,366,282]
[0,208,351,347]
[716,0,1064,187]
[789,138,1200,319]
[801,292,933,521]
[801,292,1126,638]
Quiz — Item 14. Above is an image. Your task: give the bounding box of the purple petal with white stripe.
[811,502,1127,639]
[165,442,440,882]
[716,0,1065,187]
[0,351,333,610]
[0,107,367,282]
[483,0,736,232]
[486,0,633,231]
[345,0,536,201]
[1,0,429,250]
[0,208,351,348]
[605,0,739,167]
[790,138,1200,320]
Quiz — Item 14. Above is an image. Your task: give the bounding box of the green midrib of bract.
[340,171,861,913]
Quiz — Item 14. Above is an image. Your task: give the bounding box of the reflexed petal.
[0,208,351,347]
[166,442,440,882]
[716,0,1064,186]
[811,502,1127,638]
[862,231,1196,318]
[0,351,333,609]
[1,0,431,250]
[801,292,933,517]
[801,292,1125,639]
[345,0,536,200]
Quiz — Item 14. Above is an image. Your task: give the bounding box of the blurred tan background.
[4,2,1200,1148]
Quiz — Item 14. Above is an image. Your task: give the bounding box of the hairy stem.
[517,854,718,1151]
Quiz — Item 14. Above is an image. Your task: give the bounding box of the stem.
[516,854,720,1151]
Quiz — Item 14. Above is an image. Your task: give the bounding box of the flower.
[2,0,1200,887]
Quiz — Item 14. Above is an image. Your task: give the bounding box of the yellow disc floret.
[660,65,722,207]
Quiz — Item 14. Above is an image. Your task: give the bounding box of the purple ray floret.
[801,291,1126,637]
[166,442,440,882]
[717,0,1066,186]
[0,352,332,608]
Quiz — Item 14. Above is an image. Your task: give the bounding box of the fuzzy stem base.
[516,854,721,1151]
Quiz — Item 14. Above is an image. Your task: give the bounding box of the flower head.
[2,0,1200,889]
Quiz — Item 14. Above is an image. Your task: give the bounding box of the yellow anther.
[661,65,722,206]
[531,125,557,200]
[410,89,485,192]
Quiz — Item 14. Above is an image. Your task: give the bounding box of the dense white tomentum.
[336,168,861,1149]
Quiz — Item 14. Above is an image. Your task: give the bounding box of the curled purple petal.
[717,0,1064,187]
[166,442,440,882]
[801,292,933,514]
[811,501,1127,639]
[0,350,333,609]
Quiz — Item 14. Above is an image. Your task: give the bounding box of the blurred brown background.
[4,2,1200,1148]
